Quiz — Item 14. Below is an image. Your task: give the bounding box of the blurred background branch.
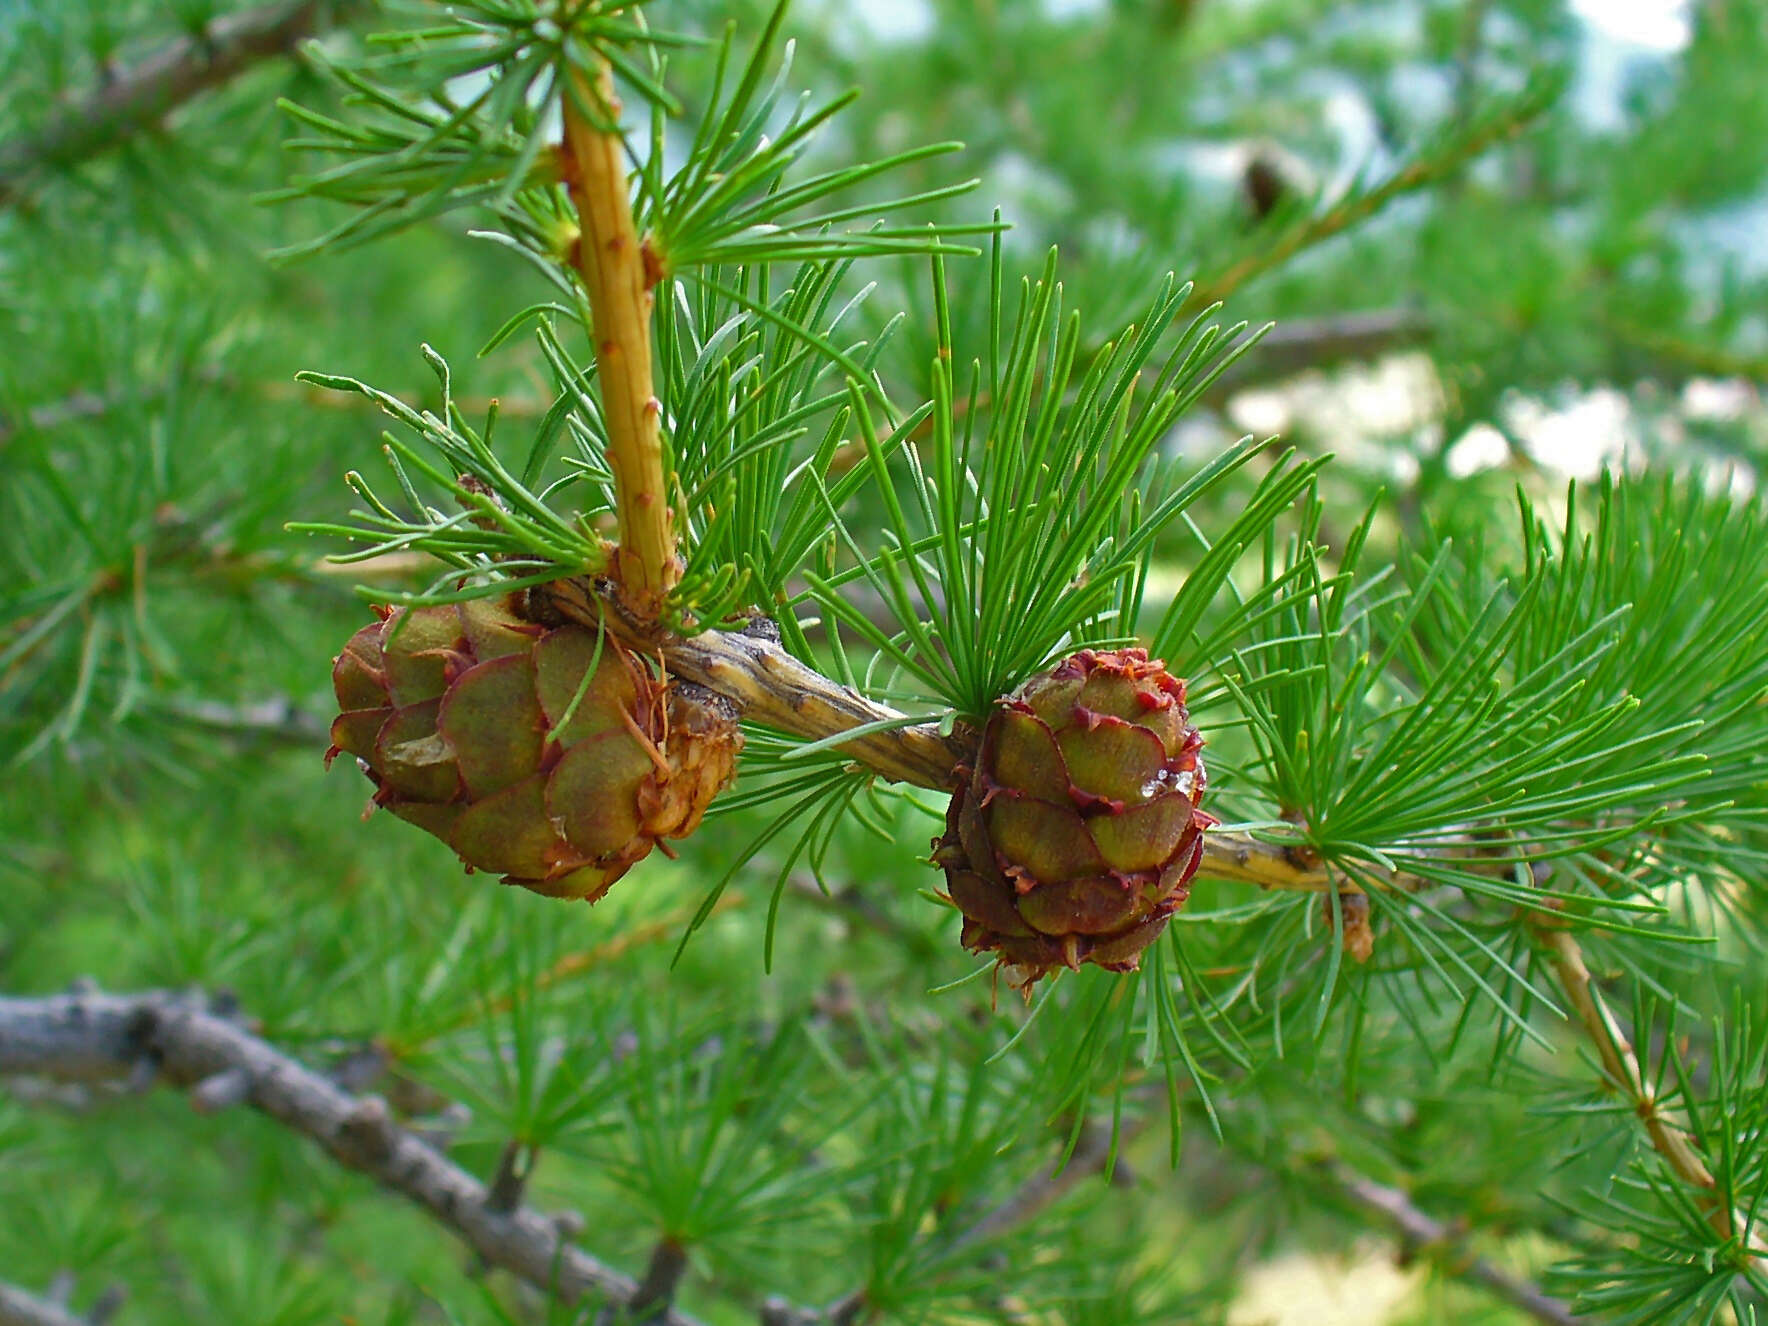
[0,987,707,1326]
[0,0,357,212]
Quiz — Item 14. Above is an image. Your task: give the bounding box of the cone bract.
[328,595,739,901]
[935,648,1212,987]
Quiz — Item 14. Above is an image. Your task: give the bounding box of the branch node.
[484,1138,533,1214]
[336,1094,397,1165]
[1321,890,1375,963]
[328,1042,388,1093]
[423,1100,473,1151]
[190,1065,253,1113]
[629,1236,691,1320]
[88,1285,127,1326]
[206,988,243,1020]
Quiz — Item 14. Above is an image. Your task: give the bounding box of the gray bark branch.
[0,390,119,450]
[1326,1162,1578,1326]
[157,695,331,744]
[0,1278,119,1326]
[949,1116,1141,1255]
[0,0,355,210]
[0,1284,83,1326]
[763,1116,1141,1325]
[1202,307,1434,399]
[0,989,704,1326]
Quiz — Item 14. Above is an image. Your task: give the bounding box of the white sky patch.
[1682,378,1760,422]
[1446,422,1513,478]
[1570,0,1692,51]
[1506,388,1634,480]
[1228,354,1443,445]
[853,0,935,42]
[1229,1240,1420,1326]
[1227,355,1439,485]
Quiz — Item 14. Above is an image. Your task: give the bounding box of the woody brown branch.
[560,56,679,614]
[536,575,1342,895]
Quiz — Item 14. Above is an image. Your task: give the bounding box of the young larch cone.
[934,648,1213,990]
[327,594,739,901]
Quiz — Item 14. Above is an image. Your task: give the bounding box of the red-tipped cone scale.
[934,648,1213,989]
[328,595,739,901]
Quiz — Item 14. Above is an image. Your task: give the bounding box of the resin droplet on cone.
[935,648,1213,989]
[328,595,739,901]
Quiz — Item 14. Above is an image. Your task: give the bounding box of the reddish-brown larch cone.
[934,648,1213,990]
[328,594,739,901]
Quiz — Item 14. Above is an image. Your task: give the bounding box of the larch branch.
[1323,1162,1578,1326]
[156,694,331,745]
[0,0,355,211]
[538,574,1338,894]
[1184,82,1553,313]
[1203,308,1434,394]
[560,54,677,612]
[630,1238,692,1321]
[1537,926,1763,1266]
[0,1281,93,1326]
[0,989,706,1326]
[948,1116,1143,1255]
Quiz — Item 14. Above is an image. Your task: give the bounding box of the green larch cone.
[327,594,740,901]
[934,648,1214,990]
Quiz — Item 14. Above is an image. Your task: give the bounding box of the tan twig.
[539,572,1342,894]
[1540,929,1715,1188]
[561,55,677,613]
[1538,927,1762,1262]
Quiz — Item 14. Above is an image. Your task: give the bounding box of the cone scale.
[328,594,739,901]
[935,648,1214,989]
